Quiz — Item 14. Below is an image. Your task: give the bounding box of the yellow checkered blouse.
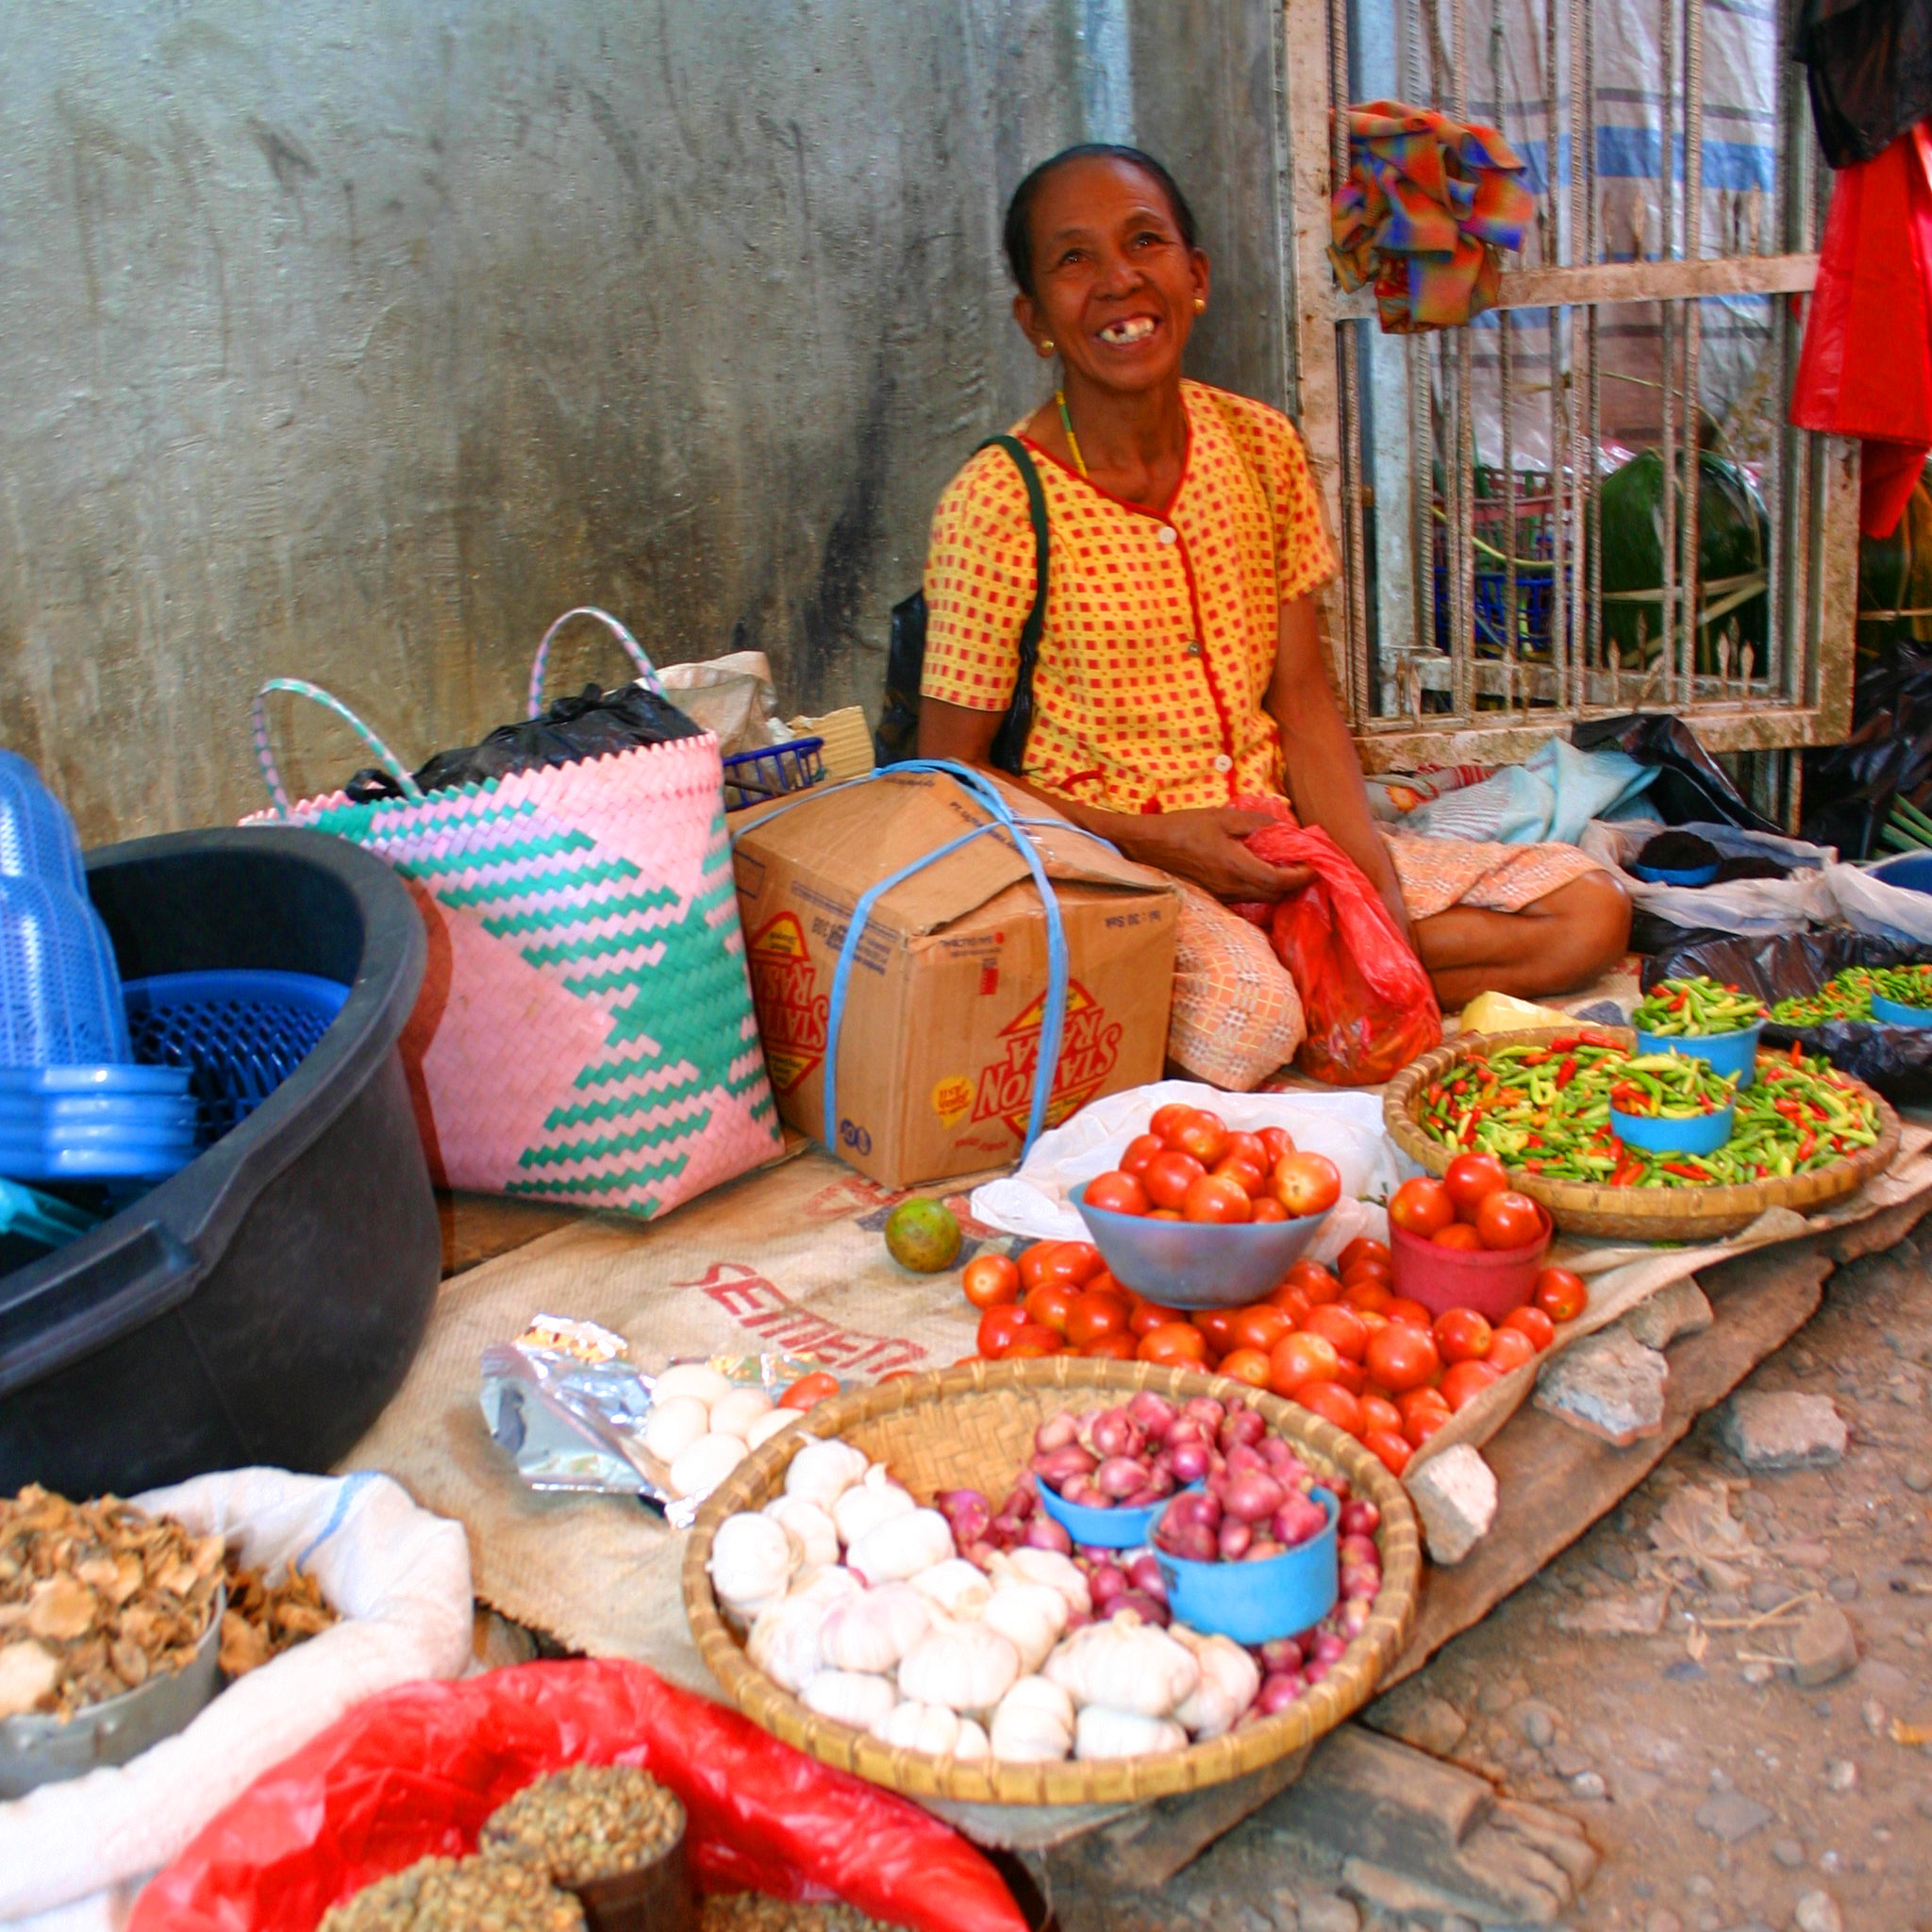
[920,380,1338,816]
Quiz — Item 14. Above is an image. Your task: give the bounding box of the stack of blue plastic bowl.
[0,753,194,1180]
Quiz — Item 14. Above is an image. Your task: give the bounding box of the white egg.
[654,1363,735,1406]
[670,1431,748,1499]
[708,1387,776,1440]
[641,1395,711,1465]
[746,1407,801,1450]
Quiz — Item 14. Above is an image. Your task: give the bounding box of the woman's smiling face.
[1014,154,1208,396]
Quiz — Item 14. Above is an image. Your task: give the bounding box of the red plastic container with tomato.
[1387,1163,1553,1320]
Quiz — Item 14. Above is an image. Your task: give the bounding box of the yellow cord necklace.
[1055,389,1090,478]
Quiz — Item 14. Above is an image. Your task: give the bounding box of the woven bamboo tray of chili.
[683,1358,1420,1808]
[1384,1026,1900,1242]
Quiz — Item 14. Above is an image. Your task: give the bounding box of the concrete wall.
[0,0,1290,844]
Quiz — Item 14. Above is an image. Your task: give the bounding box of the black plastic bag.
[1643,924,1932,1102]
[1570,714,1780,835]
[874,591,925,768]
[345,682,703,802]
[1794,0,1932,170]
[1801,641,1932,859]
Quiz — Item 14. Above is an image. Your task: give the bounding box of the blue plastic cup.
[1630,859,1720,888]
[1634,1024,1762,1089]
[1610,1102,1735,1156]
[1037,1476,1205,1550]
[1153,1487,1339,1644]
[1871,993,1932,1028]
[1071,1183,1332,1309]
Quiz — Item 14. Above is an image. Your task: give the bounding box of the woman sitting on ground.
[916,142,1628,1079]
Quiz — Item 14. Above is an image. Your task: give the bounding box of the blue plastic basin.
[1153,1487,1339,1643]
[1634,1024,1762,1089]
[1071,1183,1332,1308]
[1610,1102,1735,1155]
[1872,993,1932,1028]
[1869,854,1932,897]
[1037,1476,1204,1551]
[1631,860,1719,888]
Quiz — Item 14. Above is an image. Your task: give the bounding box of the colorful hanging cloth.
[1329,100,1536,333]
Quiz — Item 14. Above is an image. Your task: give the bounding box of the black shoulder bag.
[874,434,1050,775]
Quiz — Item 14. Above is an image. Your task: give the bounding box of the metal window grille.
[1280,0,1860,823]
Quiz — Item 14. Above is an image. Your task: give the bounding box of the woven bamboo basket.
[684,1357,1422,1807]
[1384,1027,1901,1242]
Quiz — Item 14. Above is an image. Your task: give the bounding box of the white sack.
[1824,860,1932,948]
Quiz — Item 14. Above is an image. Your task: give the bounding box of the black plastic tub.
[0,826,439,1496]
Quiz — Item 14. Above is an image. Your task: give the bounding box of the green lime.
[884,1197,962,1273]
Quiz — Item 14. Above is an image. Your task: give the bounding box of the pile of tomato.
[1388,1151,1546,1254]
[1083,1103,1342,1224]
[962,1236,1588,1478]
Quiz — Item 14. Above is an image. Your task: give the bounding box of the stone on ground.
[1534,1328,1669,1446]
[1404,1444,1498,1565]
[1795,1890,1843,1932]
[1363,1681,1469,1758]
[1790,1604,1859,1688]
[1716,1391,1848,1471]
[1691,1790,1772,1841]
[1622,1276,1714,1351]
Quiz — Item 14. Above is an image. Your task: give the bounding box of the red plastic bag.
[129,1660,1031,1932]
[1239,815,1441,1085]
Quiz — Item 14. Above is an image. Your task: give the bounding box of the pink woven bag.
[249,609,782,1216]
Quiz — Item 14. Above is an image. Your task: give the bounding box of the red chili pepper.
[1555,1056,1578,1089]
[1516,1049,1551,1066]
[1790,1041,1804,1064]
[1670,990,1688,1009]
[1547,1035,1579,1052]
[1610,1158,1645,1186]
[1460,1113,1478,1144]
[1521,1158,1544,1172]
[1797,1129,1817,1159]
[1577,1028,1617,1047]
[1663,1162,1707,1180]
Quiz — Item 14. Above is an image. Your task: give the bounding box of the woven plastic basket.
[1384,1027,1901,1241]
[684,1357,1421,1807]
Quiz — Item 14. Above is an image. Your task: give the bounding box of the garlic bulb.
[1044,1612,1200,1718]
[762,1495,840,1572]
[1074,1706,1188,1761]
[847,1507,953,1587]
[1171,1628,1261,1740]
[818,1582,931,1674]
[793,1563,862,1606]
[709,1387,775,1440]
[708,1511,798,1620]
[955,1718,991,1759]
[909,1557,993,1620]
[655,1363,734,1406]
[747,1408,801,1451]
[896,1615,1020,1714]
[872,1698,962,1757]
[831,1465,918,1547]
[669,1431,748,1499]
[747,1591,833,1694]
[642,1394,712,1465]
[991,1674,1075,1763]
[784,1437,869,1510]
[802,1669,899,1731]
[979,1580,1067,1674]
[991,1547,1091,1617]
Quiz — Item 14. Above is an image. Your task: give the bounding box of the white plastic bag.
[968,1080,1413,1258]
[1823,859,1932,946]
[0,1469,473,1924]
[1579,819,1840,935]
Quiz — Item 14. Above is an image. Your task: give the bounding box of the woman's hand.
[1116,808,1315,902]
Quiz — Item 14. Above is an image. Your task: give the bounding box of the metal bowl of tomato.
[1071,1181,1335,1308]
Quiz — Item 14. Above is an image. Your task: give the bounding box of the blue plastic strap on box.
[733,758,1087,1156]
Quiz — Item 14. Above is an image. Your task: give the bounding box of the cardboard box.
[732,769,1179,1188]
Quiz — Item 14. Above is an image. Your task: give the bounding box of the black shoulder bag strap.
[981,434,1051,778]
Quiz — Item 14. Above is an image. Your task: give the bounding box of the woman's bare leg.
[1413,871,1632,1012]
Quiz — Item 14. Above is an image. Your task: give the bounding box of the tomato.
[1433,1307,1493,1363]
[1303,1302,1370,1361]
[960,1253,1020,1310]
[1389,1175,1456,1239]
[1338,1237,1391,1275]
[1356,1308,1390,1338]
[1431,1223,1485,1252]
[1383,1296,1435,1330]
[1341,1250,1393,1282]
[1218,1346,1273,1389]
[1022,1281,1078,1335]
[1364,1323,1442,1393]
[1052,1242,1104,1286]
[1271,1151,1343,1218]
[1088,1268,1124,1300]
[1129,1299,1187,1335]
[1440,1359,1500,1411]
[1119,1133,1165,1177]
[1485,1327,1538,1374]
[1138,1321,1210,1367]
[1148,1103,1199,1143]
[1330,1357,1367,1397]
[1405,1406,1451,1448]
[1358,1392,1405,1436]
[1080,1333,1139,1360]
[1211,1157,1268,1198]
[1285,1259,1342,1306]
[1172,1111,1230,1166]
[1148,1208,1182,1221]
[1064,1289,1133,1349]
[1533,1266,1589,1324]
[1257,1125,1297,1166]
[1222,1131,1268,1174]
[1295,1380,1363,1437]
[1396,1386,1452,1429]
[1364,1427,1413,1476]
[778,1371,841,1410]
[1250,1196,1290,1223]
[1143,1150,1207,1211]
[1016,1241,1065,1291]
[1443,1151,1510,1220]
[1084,1170,1150,1216]
[1184,1174,1255,1224]
[1268,1330,1341,1396]
[1266,1283,1313,1324]
[1230,1303,1291,1354]
[1343,1275,1392,1315]
[976,1305,1032,1357]
[1474,1190,1546,1253]
[1503,1305,1557,1350]
[1192,1307,1243,1356]
[1005,1323,1066,1359]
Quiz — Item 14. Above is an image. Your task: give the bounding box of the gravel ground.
[1070,1233,1932,1932]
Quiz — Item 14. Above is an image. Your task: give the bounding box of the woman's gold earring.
[1039,339,1056,357]
[1193,298,1206,313]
